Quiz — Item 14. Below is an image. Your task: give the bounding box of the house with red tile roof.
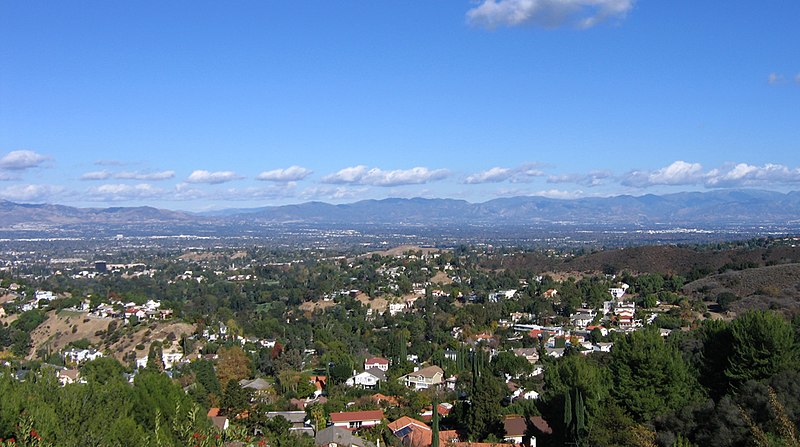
[364,357,390,371]
[329,409,384,430]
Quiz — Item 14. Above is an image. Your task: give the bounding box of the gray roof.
[266,411,307,426]
[315,426,376,447]
[240,377,271,391]
[363,367,386,381]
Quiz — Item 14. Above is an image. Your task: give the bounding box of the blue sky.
[1,1,799,210]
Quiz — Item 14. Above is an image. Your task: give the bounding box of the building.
[315,426,376,447]
[329,410,384,430]
[363,357,389,372]
[399,365,444,390]
[345,368,386,389]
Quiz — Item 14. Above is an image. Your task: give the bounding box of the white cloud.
[0,172,18,181]
[534,188,586,199]
[300,186,369,201]
[82,170,176,181]
[256,166,313,182]
[94,159,127,166]
[0,150,48,170]
[547,170,611,186]
[768,73,785,85]
[465,164,546,184]
[0,184,64,202]
[322,166,449,186]
[185,170,243,184]
[704,163,800,187]
[465,167,515,184]
[86,183,166,201]
[623,160,704,187]
[115,170,175,181]
[81,170,112,180]
[322,165,370,184]
[496,187,586,199]
[217,184,299,201]
[466,0,635,29]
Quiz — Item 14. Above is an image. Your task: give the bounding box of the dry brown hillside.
[494,245,800,276]
[683,263,800,316]
[29,310,195,362]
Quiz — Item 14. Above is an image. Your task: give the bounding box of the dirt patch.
[430,271,453,285]
[179,251,218,262]
[356,293,388,313]
[107,322,195,362]
[299,300,336,315]
[0,293,18,305]
[28,310,196,362]
[28,311,110,359]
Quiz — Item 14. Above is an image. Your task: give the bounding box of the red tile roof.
[365,357,389,365]
[329,409,384,423]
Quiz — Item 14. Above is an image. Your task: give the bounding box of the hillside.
[683,263,800,315]
[494,244,800,276]
[27,309,195,362]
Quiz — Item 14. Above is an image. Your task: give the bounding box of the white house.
[162,351,184,369]
[345,368,386,389]
[57,369,81,386]
[329,410,384,430]
[63,348,104,365]
[364,357,389,372]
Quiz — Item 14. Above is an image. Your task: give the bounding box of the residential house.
[315,426,376,447]
[418,403,452,422]
[400,365,444,390]
[543,289,558,299]
[329,409,384,430]
[594,342,613,353]
[63,348,104,366]
[57,369,81,386]
[570,311,595,328]
[503,415,539,447]
[162,351,184,369]
[345,368,386,389]
[363,357,389,372]
[207,408,229,431]
[370,393,400,407]
[265,411,314,436]
[388,303,405,316]
[512,348,539,365]
[545,347,564,358]
[609,287,627,299]
[387,416,459,447]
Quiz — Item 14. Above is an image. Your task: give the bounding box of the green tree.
[540,354,610,446]
[611,328,701,422]
[81,357,126,383]
[221,379,250,417]
[725,311,798,388]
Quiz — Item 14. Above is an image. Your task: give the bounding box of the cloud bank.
[466,0,635,29]
[256,166,313,182]
[185,170,243,184]
[0,150,48,170]
[322,166,449,186]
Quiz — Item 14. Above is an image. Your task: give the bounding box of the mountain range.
[2,189,800,229]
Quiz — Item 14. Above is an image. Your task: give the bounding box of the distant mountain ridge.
[1,189,799,228]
